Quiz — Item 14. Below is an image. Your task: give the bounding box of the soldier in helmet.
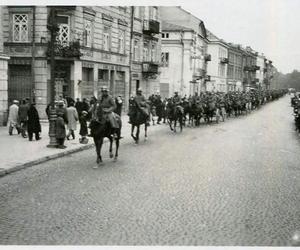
[134,88,150,125]
[97,86,121,138]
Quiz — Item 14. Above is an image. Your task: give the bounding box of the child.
[79,111,89,144]
[56,112,66,149]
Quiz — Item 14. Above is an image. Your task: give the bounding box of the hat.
[137,87,142,92]
[57,101,64,106]
[101,86,108,91]
[82,111,88,115]
[13,100,19,104]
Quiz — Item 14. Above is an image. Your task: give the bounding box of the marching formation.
[90,87,287,165]
[291,92,300,132]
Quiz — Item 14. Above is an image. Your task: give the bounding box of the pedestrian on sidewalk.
[115,95,123,117]
[18,99,29,138]
[56,112,67,149]
[66,101,78,140]
[8,100,20,135]
[27,103,41,141]
[79,111,88,144]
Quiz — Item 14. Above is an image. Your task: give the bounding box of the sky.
[6,0,300,73]
[180,0,300,74]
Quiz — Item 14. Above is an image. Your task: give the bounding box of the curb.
[0,143,95,177]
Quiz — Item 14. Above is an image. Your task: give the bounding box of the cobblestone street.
[0,96,299,245]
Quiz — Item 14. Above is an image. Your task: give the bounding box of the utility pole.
[47,7,58,148]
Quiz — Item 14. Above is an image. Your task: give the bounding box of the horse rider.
[134,88,150,126]
[97,86,120,139]
[172,91,184,114]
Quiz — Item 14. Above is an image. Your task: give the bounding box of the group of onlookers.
[7,98,42,141]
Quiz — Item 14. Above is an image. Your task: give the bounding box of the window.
[143,42,149,61]
[134,6,140,18]
[151,44,156,62]
[56,15,70,45]
[133,39,140,61]
[83,19,92,47]
[218,64,225,77]
[228,65,234,78]
[103,26,111,51]
[161,52,169,67]
[162,33,165,38]
[152,7,158,20]
[13,14,29,42]
[118,30,125,54]
[166,33,169,38]
[98,69,109,81]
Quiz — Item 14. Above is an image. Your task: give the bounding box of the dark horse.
[89,106,121,165]
[166,100,184,132]
[128,100,149,144]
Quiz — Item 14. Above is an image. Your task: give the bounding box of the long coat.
[27,105,41,133]
[8,104,19,126]
[66,106,78,130]
[55,116,66,139]
[18,104,29,122]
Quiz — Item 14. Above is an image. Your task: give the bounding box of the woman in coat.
[66,101,78,140]
[27,103,41,141]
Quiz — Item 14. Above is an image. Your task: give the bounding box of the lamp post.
[47,7,58,148]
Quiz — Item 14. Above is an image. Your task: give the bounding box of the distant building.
[256,53,265,89]
[206,31,228,92]
[159,6,209,97]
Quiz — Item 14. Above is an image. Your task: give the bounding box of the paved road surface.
[0,95,299,245]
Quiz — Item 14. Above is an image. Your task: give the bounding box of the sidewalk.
[0,116,163,177]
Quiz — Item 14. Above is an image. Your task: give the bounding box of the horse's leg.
[144,123,148,141]
[114,136,119,161]
[109,136,114,158]
[168,118,173,131]
[136,125,140,144]
[174,119,177,133]
[131,125,136,142]
[93,137,101,164]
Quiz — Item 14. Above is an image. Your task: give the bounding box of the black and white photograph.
[0,0,299,246]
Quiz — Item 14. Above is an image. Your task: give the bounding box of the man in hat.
[134,88,150,125]
[8,100,20,135]
[98,86,120,138]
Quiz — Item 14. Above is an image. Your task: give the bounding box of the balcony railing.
[220,57,229,64]
[47,40,82,58]
[143,19,160,35]
[142,62,159,74]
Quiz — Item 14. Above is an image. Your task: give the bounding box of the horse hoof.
[109,153,114,158]
[113,157,118,162]
[144,137,148,141]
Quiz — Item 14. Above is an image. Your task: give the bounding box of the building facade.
[227,44,243,91]
[2,6,134,119]
[256,53,265,89]
[130,6,161,98]
[159,6,209,97]
[0,6,10,125]
[206,31,228,92]
[263,59,274,90]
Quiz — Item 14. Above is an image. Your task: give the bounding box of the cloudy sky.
[7,0,300,73]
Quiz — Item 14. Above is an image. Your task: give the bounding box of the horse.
[204,100,216,123]
[189,101,204,126]
[128,100,149,144]
[166,101,184,132]
[89,106,121,166]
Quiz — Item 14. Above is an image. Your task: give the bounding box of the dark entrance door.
[8,64,32,104]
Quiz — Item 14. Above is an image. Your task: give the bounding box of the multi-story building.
[242,46,260,90]
[227,43,243,91]
[130,6,161,98]
[0,6,10,125]
[263,58,274,90]
[159,6,209,97]
[256,53,265,89]
[206,31,228,92]
[2,6,133,119]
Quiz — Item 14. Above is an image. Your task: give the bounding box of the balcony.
[220,57,229,64]
[142,62,159,74]
[243,66,251,72]
[204,75,211,81]
[193,68,206,79]
[143,19,160,35]
[252,65,260,71]
[47,41,82,58]
[204,54,211,62]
